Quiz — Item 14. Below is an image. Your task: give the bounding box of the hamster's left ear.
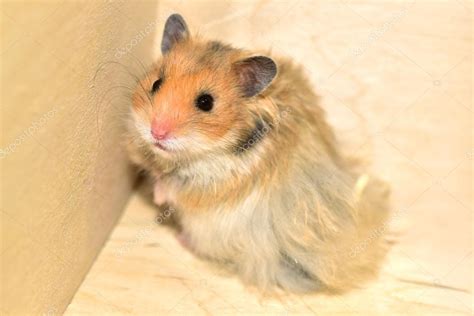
[161,14,190,55]
[232,56,277,98]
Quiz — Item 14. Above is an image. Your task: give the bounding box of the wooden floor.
[67,1,472,315]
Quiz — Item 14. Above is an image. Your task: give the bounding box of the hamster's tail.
[279,174,392,293]
[325,174,392,292]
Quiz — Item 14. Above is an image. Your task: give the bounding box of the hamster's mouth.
[154,141,168,151]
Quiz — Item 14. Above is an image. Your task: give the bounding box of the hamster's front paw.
[153,180,167,205]
[176,231,193,252]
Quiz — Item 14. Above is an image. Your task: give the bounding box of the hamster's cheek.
[183,134,215,153]
[131,113,154,144]
[171,132,216,155]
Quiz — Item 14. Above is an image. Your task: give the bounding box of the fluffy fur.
[126,14,391,293]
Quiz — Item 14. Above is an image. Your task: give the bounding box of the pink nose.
[151,128,168,140]
[151,118,172,141]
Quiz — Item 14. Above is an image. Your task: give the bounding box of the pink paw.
[176,232,192,251]
[153,180,167,205]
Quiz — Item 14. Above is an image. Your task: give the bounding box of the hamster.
[126,14,391,293]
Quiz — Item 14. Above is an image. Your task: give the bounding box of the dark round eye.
[195,94,214,112]
[151,79,162,93]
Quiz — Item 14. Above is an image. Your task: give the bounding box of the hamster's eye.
[195,93,214,112]
[151,79,162,93]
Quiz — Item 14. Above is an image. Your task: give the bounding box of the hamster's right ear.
[161,14,190,55]
[232,56,277,98]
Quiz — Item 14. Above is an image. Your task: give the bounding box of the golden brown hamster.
[127,14,391,293]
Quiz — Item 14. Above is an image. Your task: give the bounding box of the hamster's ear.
[233,56,277,98]
[161,14,190,55]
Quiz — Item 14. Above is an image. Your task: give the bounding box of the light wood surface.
[67,1,472,315]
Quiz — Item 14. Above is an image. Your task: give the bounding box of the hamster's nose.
[151,118,172,141]
[151,128,168,140]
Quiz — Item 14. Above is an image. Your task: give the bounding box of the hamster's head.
[131,14,277,160]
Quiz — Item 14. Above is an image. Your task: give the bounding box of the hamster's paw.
[176,231,193,251]
[153,180,167,205]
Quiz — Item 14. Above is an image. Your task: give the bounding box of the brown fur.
[126,15,391,293]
